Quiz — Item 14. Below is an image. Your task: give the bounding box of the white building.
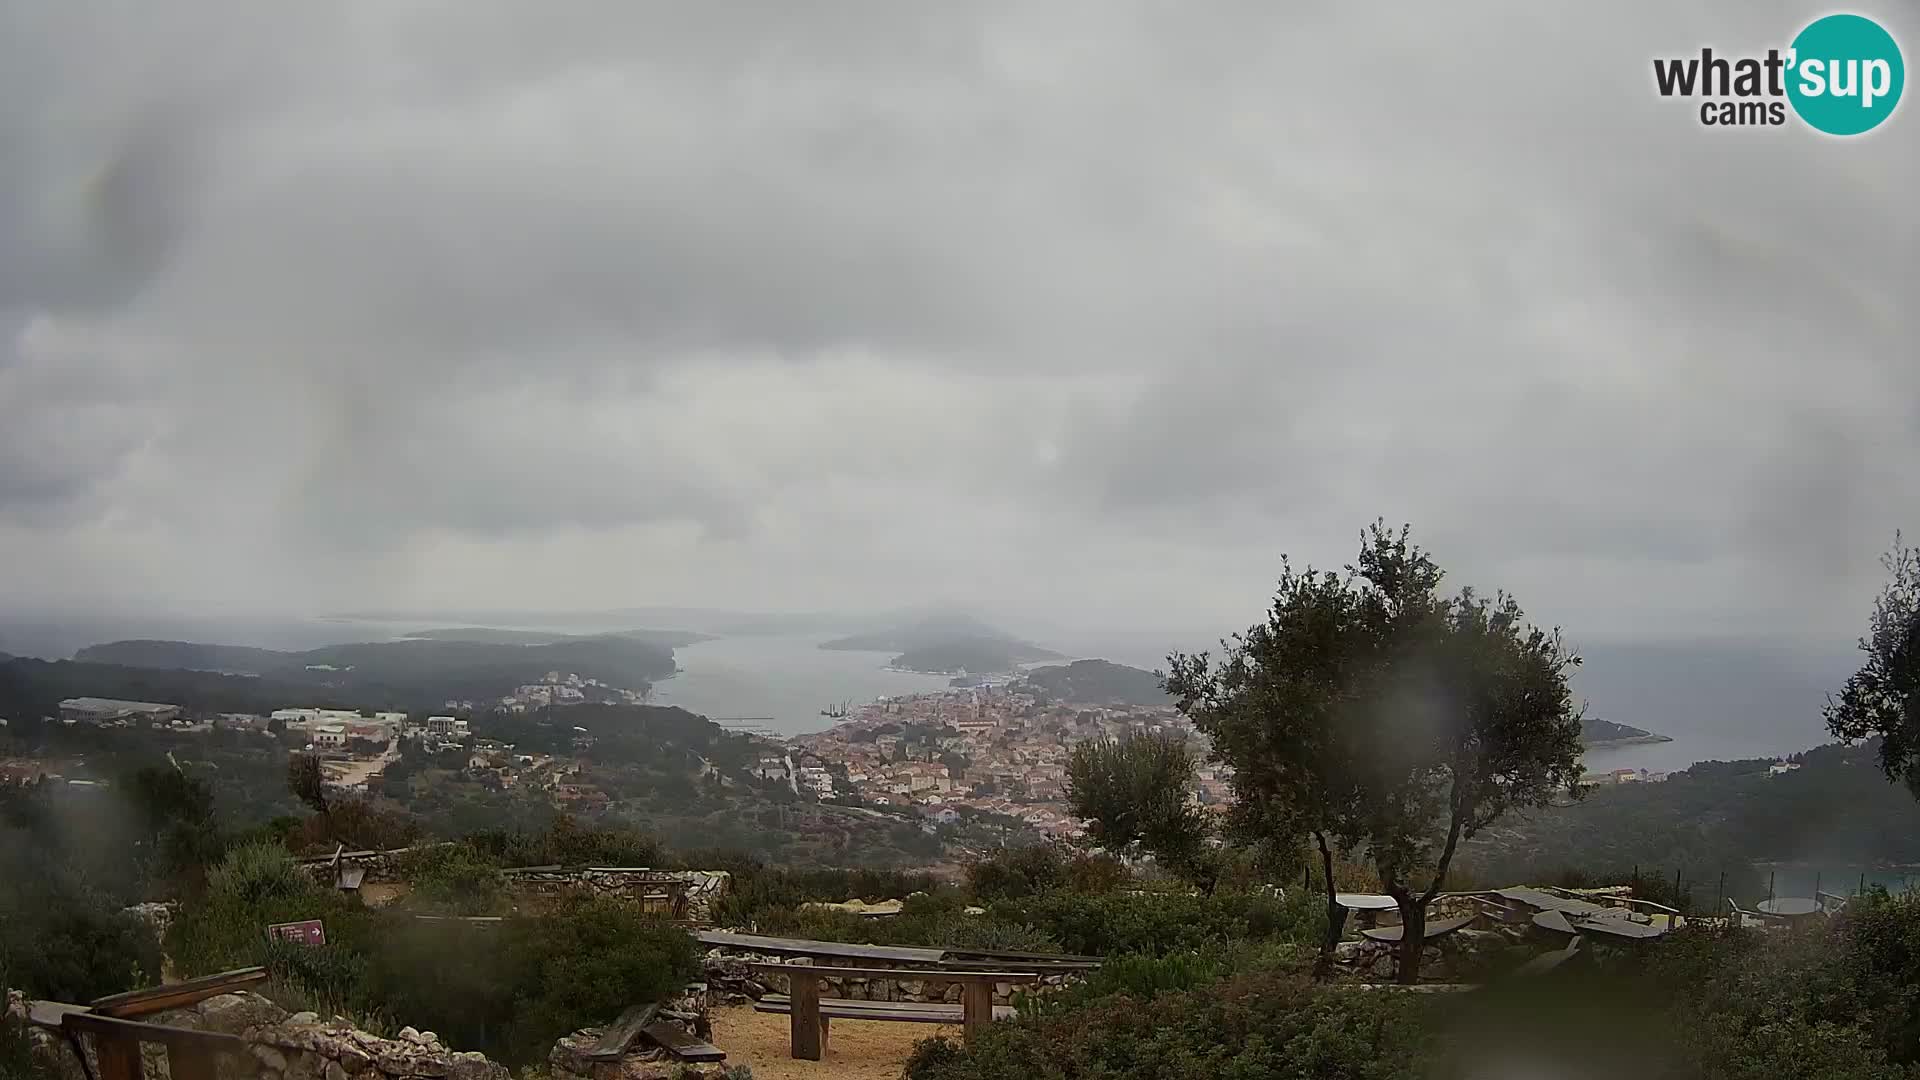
[311,723,349,748]
[426,716,469,737]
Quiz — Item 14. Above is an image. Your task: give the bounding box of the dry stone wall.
[297,849,730,923]
[703,949,1080,1007]
[10,990,508,1080]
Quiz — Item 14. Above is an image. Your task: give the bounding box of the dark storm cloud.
[0,0,1915,643]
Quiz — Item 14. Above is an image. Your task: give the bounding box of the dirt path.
[707,1003,956,1080]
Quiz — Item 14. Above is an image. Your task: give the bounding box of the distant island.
[71,634,679,704]
[402,627,713,648]
[1017,659,1172,707]
[822,613,1063,674]
[1580,716,1673,749]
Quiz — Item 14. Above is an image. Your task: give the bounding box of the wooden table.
[1756,897,1823,920]
[749,963,1041,1060]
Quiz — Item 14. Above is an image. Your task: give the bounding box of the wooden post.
[1718,872,1726,916]
[961,980,994,1047]
[789,972,823,1061]
[92,1030,142,1080]
[169,1041,220,1080]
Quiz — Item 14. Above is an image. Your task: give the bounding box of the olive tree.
[1166,523,1584,982]
[1065,733,1213,884]
[1826,533,1920,793]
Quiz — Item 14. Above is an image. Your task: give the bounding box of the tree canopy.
[1826,533,1920,794]
[1165,522,1584,981]
[1065,733,1212,881]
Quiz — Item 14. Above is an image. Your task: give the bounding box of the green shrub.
[401,842,504,913]
[708,859,945,928]
[986,889,1316,957]
[169,843,368,978]
[362,897,699,1065]
[964,845,1072,902]
[466,816,663,869]
[904,968,1436,1080]
[0,893,160,1003]
[935,915,1061,954]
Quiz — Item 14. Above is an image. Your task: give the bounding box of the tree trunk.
[1394,893,1426,985]
[1314,831,1343,977]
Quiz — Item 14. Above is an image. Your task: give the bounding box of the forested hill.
[72,635,677,700]
[0,657,414,718]
[1019,659,1172,706]
[1456,740,1920,896]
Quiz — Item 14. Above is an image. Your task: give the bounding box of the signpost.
[266,920,326,947]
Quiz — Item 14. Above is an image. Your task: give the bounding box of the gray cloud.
[0,0,1915,649]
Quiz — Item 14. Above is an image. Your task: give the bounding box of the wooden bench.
[749,963,1041,1060]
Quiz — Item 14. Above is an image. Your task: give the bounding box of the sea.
[0,615,1862,757]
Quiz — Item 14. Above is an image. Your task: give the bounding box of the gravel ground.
[707,1003,960,1080]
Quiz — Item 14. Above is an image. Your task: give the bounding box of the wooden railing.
[61,1012,245,1080]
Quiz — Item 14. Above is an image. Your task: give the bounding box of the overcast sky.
[2,0,1915,650]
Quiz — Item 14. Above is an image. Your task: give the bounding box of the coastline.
[1582,734,1676,751]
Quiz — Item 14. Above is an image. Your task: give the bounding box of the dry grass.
[706,1003,956,1080]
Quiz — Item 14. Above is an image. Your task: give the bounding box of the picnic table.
[749,963,1041,1060]
[1334,893,1400,932]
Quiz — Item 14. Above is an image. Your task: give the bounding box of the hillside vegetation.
[1019,659,1172,706]
[69,635,677,701]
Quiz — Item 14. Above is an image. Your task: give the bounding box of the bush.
[362,897,699,1065]
[401,842,504,913]
[964,845,1072,902]
[708,858,945,928]
[466,816,663,869]
[935,915,1061,954]
[0,893,160,1002]
[168,843,371,980]
[986,889,1316,957]
[904,968,1436,1080]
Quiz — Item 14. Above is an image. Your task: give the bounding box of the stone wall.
[703,949,1081,1008]
[10,989,508,1080]
[297,849,730,924]
[500,869,730,924]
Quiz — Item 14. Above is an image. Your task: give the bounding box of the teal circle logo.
[1787,14,1904,135]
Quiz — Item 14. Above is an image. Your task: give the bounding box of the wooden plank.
[90,967,267,1018]
[63,1013,246,1053]
[639,1022,725,1063]
[581,1003,657,1061]
[961,981,994,1047]
[1359,915,1474,943]
[941,947,1104,965]
[698,931,950,965]
[91,1028,142,1080]
[26,1001,91,1029]
[758,995,950,1015]
[1531,909,1577,935]
[789,970,822,1061]
[746,963,1042,982]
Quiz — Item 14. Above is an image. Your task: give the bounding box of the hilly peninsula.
[821,613,1063,674]
[71,634,678,704]
[1018,659,1172,706]
[1581,716,1673,749]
